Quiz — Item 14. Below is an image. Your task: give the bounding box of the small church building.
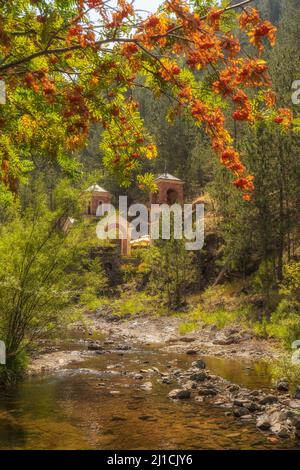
[84,173,184,256]
[150,173,184,205]
[85,183,112,216]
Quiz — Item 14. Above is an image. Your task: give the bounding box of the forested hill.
[253,0,282,23]
[234,0,299,24]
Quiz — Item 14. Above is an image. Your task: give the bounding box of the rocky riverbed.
[91,308,281,361]
[27,311,300,445]
[165,359,300,441]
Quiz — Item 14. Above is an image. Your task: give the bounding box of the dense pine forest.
[0,0,300,452]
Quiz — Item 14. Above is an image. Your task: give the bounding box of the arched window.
[166,188,178,205]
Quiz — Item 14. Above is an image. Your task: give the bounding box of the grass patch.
[252,313,300,346]
[178,320,199,335]
[201,281,247,310]
[196,306,250,329]
[80,294,104,311]
[178,305,251,335]
[109,292,168,318]
[186,281,300,348]
[269,355,300,393]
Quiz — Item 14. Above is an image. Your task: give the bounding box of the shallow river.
[0,343,299,450]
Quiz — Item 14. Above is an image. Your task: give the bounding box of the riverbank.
[28,310,281,375]
[26,311,300,444]
[92,311,281,361]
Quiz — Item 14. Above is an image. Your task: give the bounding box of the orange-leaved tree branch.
[0,0,293,200]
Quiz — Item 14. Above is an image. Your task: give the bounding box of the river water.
[0,342,299,450]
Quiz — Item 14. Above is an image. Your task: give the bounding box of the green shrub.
[0,350,28,386]
[251,259,279,311]
[141,238,196,309]
[178,321,198,335]
[280,261,300,302]
[267,313,300,347]
[270,356,300,393]
[252,318,269,338]
[0,203,108,382]
[112,292,165,318]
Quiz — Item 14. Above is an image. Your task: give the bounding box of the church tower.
[85,183,112,216]
[150,173,184,205]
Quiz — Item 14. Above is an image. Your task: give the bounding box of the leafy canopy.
[0,0,292,200]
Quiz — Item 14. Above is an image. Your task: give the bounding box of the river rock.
[87,341,104,351]
[290,415,300,430]
[233,399,248,407]
[294,387,300,400]
[179,336,196,343]
[259,395,278,405]
[139,415,156,421]
[276,381,289,392]
[213,333,240,346]
[172,369,183,376]
[106,314,121,323]
[240,414,253,420]
[260,408,296,437]
[140,382,153,391]
[195,396,204,403]
[208,325,218,332]
[271,423,290,438]
[190,372,207,382]
[111,363,123,369]
[198,386,218,397]
[256,415,271,431]
[167,336,179,343]
[249,390,260,397]
[182,380,197,390]
[233,407,250,418]
[186,349,198,355]
[162,377,173,384]
[247,402,261,412]
[240,399,259,411]
[288,400,300,409]
[133,373,144,380]
[116,344,131,351]
[192,360,206,370]
[168,389,191,400]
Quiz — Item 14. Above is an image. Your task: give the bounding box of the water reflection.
[0,346,298,450]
